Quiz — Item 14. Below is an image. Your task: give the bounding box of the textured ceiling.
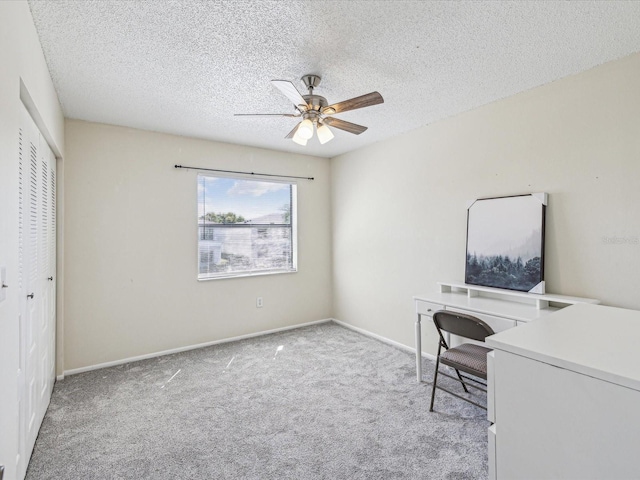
[28,0,640,158]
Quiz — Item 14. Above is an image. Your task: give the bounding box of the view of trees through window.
[197,175,296,279]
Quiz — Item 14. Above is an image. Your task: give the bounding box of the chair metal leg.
[454,368,470,393]
[432,369,489,410]
[429,347,442,412]
[435,385,488,410]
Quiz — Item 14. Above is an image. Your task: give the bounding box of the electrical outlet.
[256,297,263,308]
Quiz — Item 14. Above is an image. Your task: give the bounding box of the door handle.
[47,277,53,281]
[27,293,34,299]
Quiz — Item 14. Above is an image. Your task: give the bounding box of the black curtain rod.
[174,164,314,181]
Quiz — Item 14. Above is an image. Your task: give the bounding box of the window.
[197,174,297,279]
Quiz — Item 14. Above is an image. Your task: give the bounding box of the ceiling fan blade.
[234,113,299,117]
[272,80,308,109]
[285,122,301,139]
[322,92,384,115]
[322,117,368,135]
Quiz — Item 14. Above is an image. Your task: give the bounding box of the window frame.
[197,172,298,281]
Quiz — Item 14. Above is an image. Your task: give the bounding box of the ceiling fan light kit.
[316,123,334,144]
[292,130,307,146]
[297,118,314,140]
[236,74,384,147]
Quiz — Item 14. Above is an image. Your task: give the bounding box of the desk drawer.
[416,300,444,316]
[445,307,516,334]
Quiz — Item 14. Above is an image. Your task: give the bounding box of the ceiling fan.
[235,74,384,146]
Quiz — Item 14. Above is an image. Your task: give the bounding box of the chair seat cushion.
[440,343,492,377]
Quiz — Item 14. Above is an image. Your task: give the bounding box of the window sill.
[198,268,297,281]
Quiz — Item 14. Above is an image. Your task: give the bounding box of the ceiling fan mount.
[235,73,384,146]
[301,74,322,92]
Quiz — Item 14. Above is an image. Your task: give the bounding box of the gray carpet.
[26,322,488,479]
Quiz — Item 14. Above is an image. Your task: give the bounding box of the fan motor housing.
[303,94,328,112]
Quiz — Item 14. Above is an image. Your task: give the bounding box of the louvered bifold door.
[24,105,40,464]
[17,103,57,479]
[38,135,56,412]
[47,148,56,399]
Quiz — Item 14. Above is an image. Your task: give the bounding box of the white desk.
[413,281,598,383]
[486,303,640,479]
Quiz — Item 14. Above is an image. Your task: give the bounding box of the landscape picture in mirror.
[465,193,546,293]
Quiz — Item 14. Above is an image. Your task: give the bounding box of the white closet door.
[17,103,56,480]
[37,133,48,412]
[19,103,40,472]
[37,134,56,412]
[46,146,56,400]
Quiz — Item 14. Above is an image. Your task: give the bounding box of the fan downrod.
[301,74,321,94]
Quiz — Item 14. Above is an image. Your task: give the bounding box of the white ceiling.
[28,0,640,159]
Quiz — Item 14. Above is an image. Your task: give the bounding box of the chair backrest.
[432,310,495,342]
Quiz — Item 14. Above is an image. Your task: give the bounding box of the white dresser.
[413,281,599,383]
[486,303,640,479]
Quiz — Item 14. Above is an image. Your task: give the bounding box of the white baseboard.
[331,318,436,361]
[56,374,65,381]
[63,318,332,377]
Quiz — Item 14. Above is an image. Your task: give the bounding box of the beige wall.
[331,53,640,356]
[63,120,332,371]
[0,1,64,478]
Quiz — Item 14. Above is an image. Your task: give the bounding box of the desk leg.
[415,313,422,383]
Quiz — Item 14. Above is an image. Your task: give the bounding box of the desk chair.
[430,310,495,412]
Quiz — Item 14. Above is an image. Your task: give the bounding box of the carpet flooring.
[26,322,488,479]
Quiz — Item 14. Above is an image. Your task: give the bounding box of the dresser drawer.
[416,300,444,316]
